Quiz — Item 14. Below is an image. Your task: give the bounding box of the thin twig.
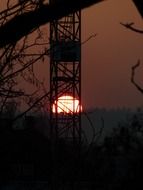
[120,22,143,34]
[131,60,143,93]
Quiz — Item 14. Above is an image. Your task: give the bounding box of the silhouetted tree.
[0,0,104,48]
[0,1,52,124]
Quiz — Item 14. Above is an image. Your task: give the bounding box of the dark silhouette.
[0,1,143,189]
[0,109,143,189]
[0,0,142,48]
[133,0,143,18]
[0,0,103,48]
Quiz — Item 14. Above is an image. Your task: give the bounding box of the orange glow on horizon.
[52,95,82,114]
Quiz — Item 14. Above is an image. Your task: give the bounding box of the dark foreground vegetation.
[0,109,143,190]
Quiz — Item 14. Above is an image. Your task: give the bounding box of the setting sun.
[52,95,82,114]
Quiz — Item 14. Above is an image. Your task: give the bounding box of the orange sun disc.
[52,95,82,113]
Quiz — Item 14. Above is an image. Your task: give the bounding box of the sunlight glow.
[52,95,82,114]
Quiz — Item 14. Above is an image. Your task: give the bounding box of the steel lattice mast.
[49,0,81,144]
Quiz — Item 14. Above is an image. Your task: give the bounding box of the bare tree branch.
[132,0,143,18]
[13,91,50,122]
[120,22,143,34]
[0,0,104,48]
[131,60,143,94]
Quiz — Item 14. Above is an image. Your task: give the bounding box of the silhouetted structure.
[49,0,82,144]
[49,2,82,189]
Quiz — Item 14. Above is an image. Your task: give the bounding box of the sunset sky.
[1,0,143,111]
[81,0,143,109]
